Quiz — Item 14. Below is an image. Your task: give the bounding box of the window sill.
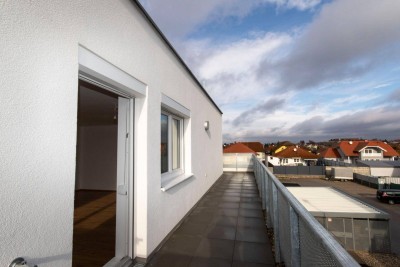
[161,173,194,192]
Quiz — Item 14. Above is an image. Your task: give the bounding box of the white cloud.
[179,32,291,106]
[331,93,380,107]
[139,0,321,38]
[289,106,400,140]
[199,33,290,79]
[262,0,400,90]
[275,0,321,11]
[139,0,261,38]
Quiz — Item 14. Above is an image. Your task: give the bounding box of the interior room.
[73,80,119,266]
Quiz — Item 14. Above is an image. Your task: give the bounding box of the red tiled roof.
[319,147,341,158]
[241,142,264,152]
[274,145,318,159]
[338,140,399,157]
[338,141,359,157]
[223,143,256,154]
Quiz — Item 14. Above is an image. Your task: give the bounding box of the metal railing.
[253,155,360,267]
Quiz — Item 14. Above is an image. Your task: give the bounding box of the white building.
[335,140,399,163]
[268,146,318,166]
[0,1,222,266]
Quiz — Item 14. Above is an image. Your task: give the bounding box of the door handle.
[9,257,37,267]
[117,185,128,195]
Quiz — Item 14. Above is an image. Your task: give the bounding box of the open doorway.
[73,80,130,266]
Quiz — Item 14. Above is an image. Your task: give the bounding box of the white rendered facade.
[0,1,222,266]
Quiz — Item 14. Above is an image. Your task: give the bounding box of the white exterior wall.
[0,1,222,266]
[267,156,281,166]
[256,152,265,161]
[323,157,340,161]
[371,168,400,177]
[279,158,306,166]
[360,148,383,161]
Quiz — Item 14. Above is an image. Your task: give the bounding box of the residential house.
[273,141,295,154]
[1,1,222,266]
[223,143,256,172]
[268,145,318,166]
[223,143,257,154]
[241,142,266,161]
[267,155,281,166]
[319,147,341,161]
[335,140,399,163]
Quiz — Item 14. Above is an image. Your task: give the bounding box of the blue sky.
[139,0,400,143]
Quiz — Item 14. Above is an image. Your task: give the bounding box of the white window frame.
[160,94,193,191]
[161,110,184,176]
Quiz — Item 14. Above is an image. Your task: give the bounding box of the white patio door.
[115,97,130,259]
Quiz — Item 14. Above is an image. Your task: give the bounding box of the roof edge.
[132,0,223,115]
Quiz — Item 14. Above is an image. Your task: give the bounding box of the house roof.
[338,140,399,157]
[133,1,222,115]
[279,141,295,146]
[241,142,264,152]
[274,145,318,159]
[287,187,387,217]
[223,143,256,154]
[319,147,341,159]
[357,160,400,168]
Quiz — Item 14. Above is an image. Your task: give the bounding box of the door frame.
[78,45,146,262]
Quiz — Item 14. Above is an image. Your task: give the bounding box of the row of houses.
[320,140,399,163]
[224,140,399,167]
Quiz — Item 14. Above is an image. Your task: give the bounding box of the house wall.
[267,156,281,166]
[360,148,383,161]
[256,152,265,161]
[0,1,222,266]
[370,168,400,177]
[279,158,306,166]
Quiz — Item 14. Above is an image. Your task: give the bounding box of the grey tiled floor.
[146,173,275,267]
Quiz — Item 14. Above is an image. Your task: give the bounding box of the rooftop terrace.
[146,172,275,266]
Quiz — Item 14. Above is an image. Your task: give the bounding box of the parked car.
[377,189,400,204]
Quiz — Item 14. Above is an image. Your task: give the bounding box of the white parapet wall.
[223,153,254,172]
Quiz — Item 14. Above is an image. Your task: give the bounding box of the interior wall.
[76,124,117,190]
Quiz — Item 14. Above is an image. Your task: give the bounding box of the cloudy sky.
[139,0,400,143]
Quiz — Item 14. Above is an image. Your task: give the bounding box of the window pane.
[161,114,168,173]
[172,118,180,169]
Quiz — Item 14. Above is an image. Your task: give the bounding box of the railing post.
[261,167,265,210]
[289,206,300,267]
[265,171,270,226]
[272,184,281,263]
[235,153,238,172]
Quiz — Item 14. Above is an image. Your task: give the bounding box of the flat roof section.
[287,187,389,219]
[357,160,400,168]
